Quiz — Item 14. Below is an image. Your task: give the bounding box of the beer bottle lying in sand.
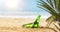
[23,15,41,28]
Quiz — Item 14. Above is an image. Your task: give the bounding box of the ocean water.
[0,12,50,19]
[0,16,36,18]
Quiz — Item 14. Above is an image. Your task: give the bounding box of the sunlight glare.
[5,0,23,10]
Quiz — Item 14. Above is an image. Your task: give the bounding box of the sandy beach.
[0,18,59,32]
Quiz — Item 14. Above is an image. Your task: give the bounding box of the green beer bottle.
[32,15,41,28]
[23,15,41,28]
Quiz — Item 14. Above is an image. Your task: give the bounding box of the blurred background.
[0,0,51,19]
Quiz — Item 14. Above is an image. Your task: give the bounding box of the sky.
[0,0,51,18]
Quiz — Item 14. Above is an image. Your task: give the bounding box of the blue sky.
[0,0,51,18]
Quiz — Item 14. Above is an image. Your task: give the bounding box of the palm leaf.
[38,0,60,27]
[53,0,60,13]
[38,0,58,17]
[58,0,60,13]
[38,0,60,20]
[54,0,58,9]
[47,0,54,8]
[53,23,60,31]
[46,16,56,27]
[46,16,55,21]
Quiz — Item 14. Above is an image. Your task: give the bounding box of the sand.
[0,18,59,32]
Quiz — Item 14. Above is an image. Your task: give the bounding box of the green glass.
[23,15,41,28]
[23,23,33,28]
[32,15,40,28]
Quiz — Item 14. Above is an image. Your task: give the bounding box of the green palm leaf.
[38,0,58,16]
[53,23,60,31]
[38,0,60,27]
[46,16,55,22]
[46,16,56,27]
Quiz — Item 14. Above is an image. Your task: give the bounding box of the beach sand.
[0,18,59,32]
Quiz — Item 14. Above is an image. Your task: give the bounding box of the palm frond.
[38,0,58,16]
[58,0,60,13]
[46,16,56,27]
[54,0,58,9]
[47,0,54,8]
[53,23,60,31]
[38,0,60,27]
[46,16,55,21]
